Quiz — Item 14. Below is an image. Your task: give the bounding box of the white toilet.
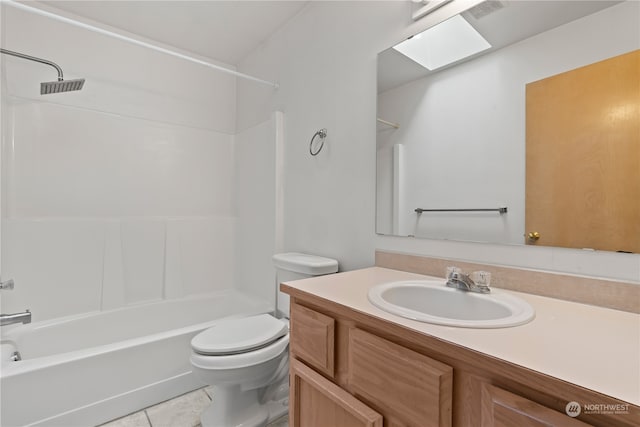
[190,252,339,427]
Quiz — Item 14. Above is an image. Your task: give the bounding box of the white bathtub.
[0,290,272,427]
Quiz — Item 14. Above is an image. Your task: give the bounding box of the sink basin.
[368,280,535,328]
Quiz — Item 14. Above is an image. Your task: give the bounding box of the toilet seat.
[191,332,289,370]
[192,314,288,356]
[190,314,289,370]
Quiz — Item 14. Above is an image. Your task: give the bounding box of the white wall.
[0,4,239,321]
[238,1,417,271]
[237,1,640,282]
[378,64,521,243]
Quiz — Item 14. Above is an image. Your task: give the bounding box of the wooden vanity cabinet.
[289,304,383,427]
[290,301,453,427]
[287,297,638,427]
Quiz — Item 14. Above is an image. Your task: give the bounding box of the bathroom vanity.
[281,267,639,427]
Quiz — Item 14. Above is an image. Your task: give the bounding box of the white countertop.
[283,267,640,406]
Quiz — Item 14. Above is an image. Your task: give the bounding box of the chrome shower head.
[1,48,85,95]
[41,78,85,94]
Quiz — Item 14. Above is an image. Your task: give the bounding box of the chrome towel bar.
[415,207,508,214]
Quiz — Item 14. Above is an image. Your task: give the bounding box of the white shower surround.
[1,5,284,425]
[1,2,243,322]
[0,291,271,426]
[0,109,282,425]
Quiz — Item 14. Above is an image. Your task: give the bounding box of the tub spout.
[1,310,31,326]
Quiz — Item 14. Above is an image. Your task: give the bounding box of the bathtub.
[0,290,272,427]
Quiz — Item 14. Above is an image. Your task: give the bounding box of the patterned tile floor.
[99,387,288,427]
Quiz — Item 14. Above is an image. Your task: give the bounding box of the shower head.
[1,48,85,95]
[41,78,85,94]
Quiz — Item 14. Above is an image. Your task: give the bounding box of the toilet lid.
[191,314,288,356]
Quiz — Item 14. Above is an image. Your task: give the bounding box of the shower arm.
[0,48,64,81]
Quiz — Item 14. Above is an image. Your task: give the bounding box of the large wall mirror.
[376,0,639,253]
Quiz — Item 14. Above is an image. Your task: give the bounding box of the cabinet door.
[290,359,382,427]
[290,303,335,377]
[348,328,453,427]
[481,384,593,427]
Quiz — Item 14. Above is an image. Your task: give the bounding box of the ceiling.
[378,0,623,93]
[38,0,308,65]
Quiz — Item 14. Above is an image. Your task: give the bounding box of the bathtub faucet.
[0,310,31,326]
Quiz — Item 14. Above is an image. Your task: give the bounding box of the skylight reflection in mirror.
[392,14,491,70]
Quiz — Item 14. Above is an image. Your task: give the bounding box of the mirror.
[376,0,639,252]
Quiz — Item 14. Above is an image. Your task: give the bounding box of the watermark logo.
[565,401,581,417]
[565,401,630,417]
[583,403,630,415]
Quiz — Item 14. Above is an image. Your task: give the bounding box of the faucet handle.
[472,271,491,287]
[0,279,15,290]
[446,266,462,280]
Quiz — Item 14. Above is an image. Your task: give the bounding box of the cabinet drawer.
[348,328,453,427]
[290,303,335,377]
[291,359,383,427]
[480,384,593,427]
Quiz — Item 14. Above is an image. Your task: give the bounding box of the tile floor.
[99,387,288,427]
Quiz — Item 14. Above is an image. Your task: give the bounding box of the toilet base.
[200,385,288,427]
[264,396,289,424]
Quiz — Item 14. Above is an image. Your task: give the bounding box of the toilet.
[190,252,339,427]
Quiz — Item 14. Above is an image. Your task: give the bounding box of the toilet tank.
[272,252,338,318]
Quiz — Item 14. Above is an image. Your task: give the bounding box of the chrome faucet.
[1,310,32,326]
[446,269,491,294]
[0,279,31,326]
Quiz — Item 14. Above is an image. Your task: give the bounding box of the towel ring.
[309,128,327,156]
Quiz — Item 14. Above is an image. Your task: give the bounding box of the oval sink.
[368,280,535,328]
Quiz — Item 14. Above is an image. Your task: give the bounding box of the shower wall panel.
[234,113,283,307]
[0,4,240,322]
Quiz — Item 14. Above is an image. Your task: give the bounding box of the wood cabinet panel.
[290,359,383,427]
[290,303,335,377]
[481,384,593,427]
[348,328,453,427]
